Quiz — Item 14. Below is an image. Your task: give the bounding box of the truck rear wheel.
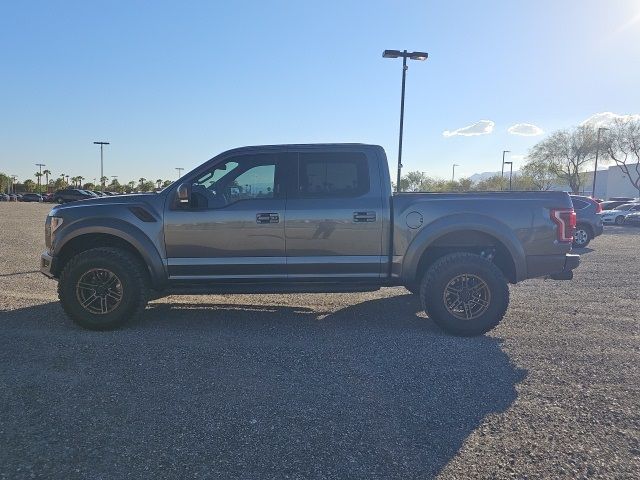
[58,247,149,330]
[420,253,509,336]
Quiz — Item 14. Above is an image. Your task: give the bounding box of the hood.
[50,193,161,213]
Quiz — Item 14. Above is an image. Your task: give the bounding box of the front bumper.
[546,253,580,280]
[40,251,57,278]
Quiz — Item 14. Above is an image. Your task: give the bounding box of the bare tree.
[603,119,640,196]
[529,126,597,193]
[520,157,555,190]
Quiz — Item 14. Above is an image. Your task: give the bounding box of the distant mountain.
[468,170,521,183]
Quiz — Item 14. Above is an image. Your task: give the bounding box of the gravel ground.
[0,202,638,479]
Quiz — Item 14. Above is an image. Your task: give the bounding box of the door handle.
[256,212,279,224]
[353,211,376,223]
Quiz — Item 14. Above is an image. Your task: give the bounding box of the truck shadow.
[1,295,526,479]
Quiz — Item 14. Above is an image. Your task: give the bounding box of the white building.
[579,163,640,199]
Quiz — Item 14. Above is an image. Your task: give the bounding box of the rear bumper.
[546,253,580,280]
[594,223,604,236]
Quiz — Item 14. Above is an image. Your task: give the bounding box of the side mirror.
[176,183,190,206]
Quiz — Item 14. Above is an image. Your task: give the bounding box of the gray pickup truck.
[41,144,579,335]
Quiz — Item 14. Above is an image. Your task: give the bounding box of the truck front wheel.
[420,253,509,336]
[58,247,149,330]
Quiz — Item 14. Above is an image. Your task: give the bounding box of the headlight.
[50,216,64,233]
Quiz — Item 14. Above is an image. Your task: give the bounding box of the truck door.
[284,149,385,279]
[163,152,286,281]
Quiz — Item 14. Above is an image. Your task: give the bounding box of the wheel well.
[576,222,593,236]
[414,230,517,284]
[54,233,148,279]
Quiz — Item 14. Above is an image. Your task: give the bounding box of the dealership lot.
[1,203,638,479]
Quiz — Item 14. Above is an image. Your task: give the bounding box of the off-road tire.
[420,252,509,336]
[58,247,149,330]
[405,284,420,295]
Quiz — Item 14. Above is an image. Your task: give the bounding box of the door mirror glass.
[176,183,190,205]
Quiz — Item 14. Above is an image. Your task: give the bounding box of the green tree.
[0,172,10,193]
[83,182,96,191]
[140,180,155,192]
[23,179,36,192]
[520,157,556,190]
[34,172,43,193]
[474,174,508,191]
[162,180,172,188]
[42,169,52,192]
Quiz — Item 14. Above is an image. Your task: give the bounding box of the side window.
[296,152,369,198]
[190,154,279,209]
[572,198,588,209]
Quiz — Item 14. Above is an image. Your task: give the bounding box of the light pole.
[383,49,429,192]
[500,150,511,191]
[452,163,459,183]
[591,127,608,198]
[35,163,45,194]
[176,167,184,179]
[503,161,514,191]
[93,141,110,189]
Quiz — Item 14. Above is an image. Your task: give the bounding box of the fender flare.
[401,213,527,283]
[54,217,167,289]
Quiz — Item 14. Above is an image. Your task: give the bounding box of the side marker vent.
[128,206,156,222]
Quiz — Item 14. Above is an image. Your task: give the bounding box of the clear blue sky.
[1,0,639,184]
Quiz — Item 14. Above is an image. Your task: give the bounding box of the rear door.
[284,148,385,279]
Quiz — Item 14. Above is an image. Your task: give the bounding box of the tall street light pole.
[93,141,110,189]
[591,127,608,198]
[176,167,184,179]
[382,49,429,192]
[452,164,459,183]
[35,163,45,194]
[500,150,511,191]
[503,161,514,191]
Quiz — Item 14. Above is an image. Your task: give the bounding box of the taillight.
[550,208,576,243]
[595,202,602,214]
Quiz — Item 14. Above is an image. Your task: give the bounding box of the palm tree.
[100,176,108,189]
[127,181,135,193]
[78,176,85,187]
[138,178,146,189]
[156,179,163,189]
[35,172,43,193]
[43,169,51,191]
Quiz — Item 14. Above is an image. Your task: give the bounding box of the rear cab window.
[294,152,370,198]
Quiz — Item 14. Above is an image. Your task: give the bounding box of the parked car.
[570,195,604,247]
[623,211,640,226]
[599,200,629,211]
[609,197,636,202]
[53,189,95,204]
[21,193,44,203]
[0,193,9,201]
[41,143,580,336]
[42,193,55,202]
[90,191,106,197]
[601,203,640,225]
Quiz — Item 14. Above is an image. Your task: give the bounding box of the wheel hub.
[75,268,123,315]
[443,274,491,320]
